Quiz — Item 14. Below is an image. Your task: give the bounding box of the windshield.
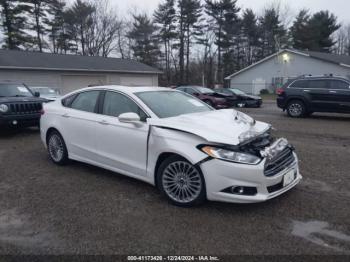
[0,84,33,97]
[196,87,215,94]
[31,87,59,95]
[135,91,213,118]
[230,88,246,95]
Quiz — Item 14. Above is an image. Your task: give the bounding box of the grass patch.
[260,93,277,101]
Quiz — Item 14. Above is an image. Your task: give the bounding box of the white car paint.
[40,85,302,204]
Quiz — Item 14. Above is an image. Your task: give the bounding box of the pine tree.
[290,9,310,50]
[45,0,66,53]
[306,11,340,52]
[154,0,177,85]
[205,0,240,84]
[177,0,203,84]
[24,0,52,52]
[128,14,160,67]
[0,0,31,49]
[64,0,95,55]
[241,9,259,65]
[259,7,286,58]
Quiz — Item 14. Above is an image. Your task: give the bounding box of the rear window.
[289,80,308,88]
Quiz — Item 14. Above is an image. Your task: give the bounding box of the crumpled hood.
[148,109,271,145]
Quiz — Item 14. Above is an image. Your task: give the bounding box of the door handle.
[98,120,109,125]
[303,89,310,92]
[61,113,70,118]
[329,91,337,93]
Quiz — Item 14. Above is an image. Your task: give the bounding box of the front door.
[95,91,149,177]
[329,79,350,112]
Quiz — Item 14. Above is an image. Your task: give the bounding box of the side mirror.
[34,92,40,97]
[118,112,140,123]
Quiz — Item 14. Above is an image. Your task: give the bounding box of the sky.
[104,0,350,25]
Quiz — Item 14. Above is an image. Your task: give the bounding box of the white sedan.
[40,86,302,206]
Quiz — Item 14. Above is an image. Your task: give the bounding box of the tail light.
[276,88,285,95]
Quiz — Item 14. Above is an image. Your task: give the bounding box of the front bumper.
[0,114,40,128]
[200,153,301,203]
[245,99,263,107]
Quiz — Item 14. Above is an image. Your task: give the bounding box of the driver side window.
[102,91,147,121]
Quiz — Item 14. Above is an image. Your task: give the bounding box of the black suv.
[0,83,47,128]
[277,76,350,117]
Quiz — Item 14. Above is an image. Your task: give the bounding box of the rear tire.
[287,100,306,118]
[47,130,69,165]
[157,155,206,207]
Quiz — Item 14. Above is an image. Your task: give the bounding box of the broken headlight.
[200,146,261,165]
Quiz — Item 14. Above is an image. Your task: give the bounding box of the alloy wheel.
[162,161,202,204]
[288,103,303,117]
[48,134,64,162]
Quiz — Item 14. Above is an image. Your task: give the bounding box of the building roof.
[0,49,162,74]
[225,49,350,80]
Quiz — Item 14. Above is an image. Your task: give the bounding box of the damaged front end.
[238,131,296,176]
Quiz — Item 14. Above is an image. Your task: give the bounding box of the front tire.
[157,156,206,207]
[287,100,306,118]
[47,130,69,165]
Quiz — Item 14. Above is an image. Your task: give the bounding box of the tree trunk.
[2,1,14,49]
[34,3,43,52]
[179,9,185,85]
[80,23,85,55]
[217,26,222,84]
[185,24,190,85]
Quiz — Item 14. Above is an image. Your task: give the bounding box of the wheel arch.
[285,96,310,108]
[46,127,63,145]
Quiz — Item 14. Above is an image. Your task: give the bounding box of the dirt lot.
[0,101,349,256]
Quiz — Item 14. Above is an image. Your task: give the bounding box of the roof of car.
[74,85,173,95]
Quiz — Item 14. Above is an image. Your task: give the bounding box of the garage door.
[120,76,153,86]
[61,75,107,94]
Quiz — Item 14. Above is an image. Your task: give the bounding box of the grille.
[9,102,42,115]
[264,147,295,177]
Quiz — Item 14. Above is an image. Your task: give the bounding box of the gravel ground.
[0,101,349,256]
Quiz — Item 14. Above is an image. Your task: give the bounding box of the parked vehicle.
[216,88,263,108]
[277,75,350,117]
[0,82,46,128]
[176,86,233,109]
[30,86,61,101]
[41,86,301,206]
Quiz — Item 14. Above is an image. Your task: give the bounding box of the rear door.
[306,79,337,111]
[329,79,350,112]
[60,90,101,161]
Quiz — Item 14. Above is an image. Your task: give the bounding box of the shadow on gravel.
[308,114,350,121]
[0,127,39,138]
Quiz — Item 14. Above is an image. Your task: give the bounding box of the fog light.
[222,186,257,196]
[232,186,244,194]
